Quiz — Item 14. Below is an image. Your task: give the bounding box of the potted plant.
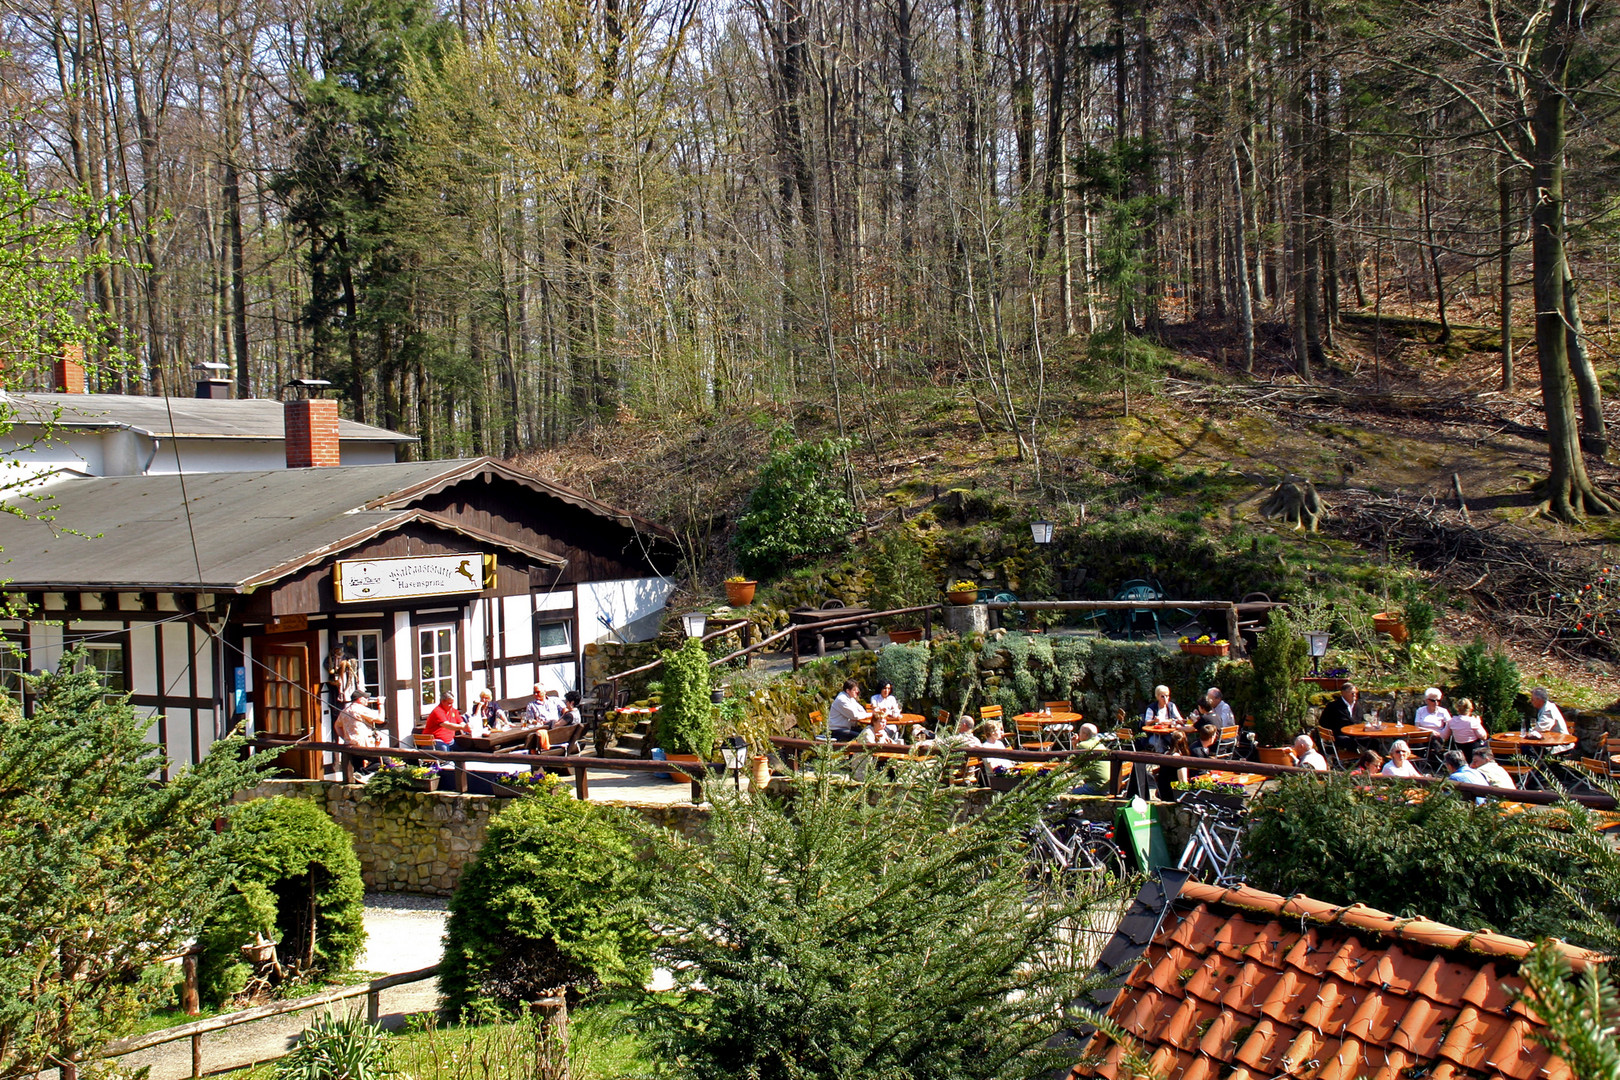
[1372,611,1408,642]
[889,628,925,644]
[1178,634,1230,657]
[1302,667,1350,692]
[724,575,758,606]
[657,636,716,783]
[365,761,441,798]
[947,580,980,605]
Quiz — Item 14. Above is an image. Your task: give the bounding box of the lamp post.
[720,735,748,793]
[1303,630,1329,676]
[1030,520,1054,545]
[681,611,707,639]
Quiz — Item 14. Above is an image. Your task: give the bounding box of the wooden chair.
[1014,713,1056,751]
[979,704,1004,724]
[1489,736,1537,787]
[1316,727,1345,770]
[1606,737,1620,771]
[1044,701,1073,712]
[411,733,436,749]
[1256,746,1294,767]
[1577,756,1613,781]
[807,709,826,739]
[1216,725,1240,758]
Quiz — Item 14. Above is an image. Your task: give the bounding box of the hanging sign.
[334,553,495,603]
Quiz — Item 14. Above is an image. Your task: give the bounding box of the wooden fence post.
[181,947,201,1016]
[574,764,590,800]
[191,1033,202,1079]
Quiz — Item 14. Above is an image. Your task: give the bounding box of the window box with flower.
[1177,634,1230,657]
[947,580,980,605]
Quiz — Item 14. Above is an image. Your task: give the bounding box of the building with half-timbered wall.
[0,388,677,774]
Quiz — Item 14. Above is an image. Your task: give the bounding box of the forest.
[3,0,1619,514]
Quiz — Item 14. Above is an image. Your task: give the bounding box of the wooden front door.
[256,636,320,779]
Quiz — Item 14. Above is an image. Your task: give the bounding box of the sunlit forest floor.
[515,303,1620,707]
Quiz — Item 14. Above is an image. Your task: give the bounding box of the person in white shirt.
[937,715,981,748]
[1413,688,1450,733]
[525,685,561,728]
[869,682,902,719]
[856,712,899,746]
[335,691,385,773]
[1444,698,1489,750]
[1381,740,1423,778]
[1199,688,1235,729]
[1470,747,1516,789]
[976,720,1013,772]
[1143,685,1183,752]
[1531,688,1568,734]
[829,680,871,739]
[1291,734,1328,771]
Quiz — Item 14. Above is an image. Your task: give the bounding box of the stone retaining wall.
[236,779,1190,896]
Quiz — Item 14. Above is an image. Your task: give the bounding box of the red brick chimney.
[284,399,341,467]
[55,343,87,394]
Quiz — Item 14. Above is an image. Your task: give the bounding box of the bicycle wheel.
[1079,838,1125,881]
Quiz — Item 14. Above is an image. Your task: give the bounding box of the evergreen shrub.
[1249,613,1311,745]
[439,794,649,1017]
[198,797,366,1005]
[1242,774,1620,952]
[656,636,714,757]
[1450,637,1522,733]
[732,434,861,579]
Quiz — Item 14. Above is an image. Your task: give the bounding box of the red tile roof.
[1070,881,1603,1080]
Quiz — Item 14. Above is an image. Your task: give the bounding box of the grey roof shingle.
[0,460,548,590]
[4,393,416,443]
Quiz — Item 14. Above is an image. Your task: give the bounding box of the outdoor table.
[1341,722,1427,741]
[1492,731,1576,751]
[614,705,658,716]
[788,607,876,656]
[1143,722,1185,735]
[454,725,541,753]
[1015,711,1082,750]
[891,713,928,726]
[1206,769,1267,787]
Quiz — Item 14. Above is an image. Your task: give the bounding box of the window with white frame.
[339,630,383,696]
[534,619,571,653]
[76,642,127,697]
[0,637,23,701]
[417,625,456,709]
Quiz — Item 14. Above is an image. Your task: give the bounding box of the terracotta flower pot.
[1180,642,1229,657]
[1373,613,1409,643]
[889,628,924,644]
[666,753,703,784]
[751,754,771,789]
[948,590,979,606]
[408,774,441,792]
[725,580,757,606]
[1302,676,1346,692]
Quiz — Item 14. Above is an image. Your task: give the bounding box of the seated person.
[559,690,584,729]
[856,712,899,746]
[976,720,1012,772]
[1187,723,1219,760]
[1291,734,1328,771]
[1319,683,1359,741]
[524,684,561,728]
[938,715,981,748]
[334,691,385,773]
[1470,746,1516,789]
[1198,687,1236,729]
[1414,688,1450,733]
[1157,732,1191,800]
[1143,685,1183,751]
[869,682,902,719]
[1444,749,1486,785]
[1444,697,1489,753]
[829,679,872,740]
[467,689,505,736]
[1068,723,1110,795]
[1381,740,1423,778]
[1350,748,1384,776]
[1531,687,1570,735]
[420,693,468,750]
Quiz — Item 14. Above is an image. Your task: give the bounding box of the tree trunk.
[1565,273,1607,456]
[1231,141,1255,373]
[1499,167,1514,391]
[1528,0,1615,519]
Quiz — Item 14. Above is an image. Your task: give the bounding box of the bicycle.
[1175,790,1246,885]
[1025,810,1125,894]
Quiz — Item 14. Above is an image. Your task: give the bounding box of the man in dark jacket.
[1318,683,1359,741]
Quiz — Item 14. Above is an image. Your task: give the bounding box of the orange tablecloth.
[1015,711,1083,725]
[1341,723,1426,739]
[1491,731,1577,748]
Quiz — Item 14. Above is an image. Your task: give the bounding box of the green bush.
[1241,774,1620,953]
[1450,637,1521,733]
[866,522,940,610]
[1249,613,1311,745]
[656,636,714,757]
[874,641,931,706]
[198,797,366,1005]
[731,434,862,579]
[439,793,650,1018]
[276,1011,390,1080]
[633,768,1120,1080]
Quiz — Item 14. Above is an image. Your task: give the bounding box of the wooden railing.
[101,965,440,1078]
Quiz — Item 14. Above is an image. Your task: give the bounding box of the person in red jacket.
[420,693,468,750]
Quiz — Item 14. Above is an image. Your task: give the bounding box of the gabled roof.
[1070,880,1600,1080]
[2,393,415,443]
[0,458,664,592]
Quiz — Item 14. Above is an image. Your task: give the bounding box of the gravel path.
[116,896,447,1080]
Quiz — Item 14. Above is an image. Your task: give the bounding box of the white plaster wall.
[577,577,675,644]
